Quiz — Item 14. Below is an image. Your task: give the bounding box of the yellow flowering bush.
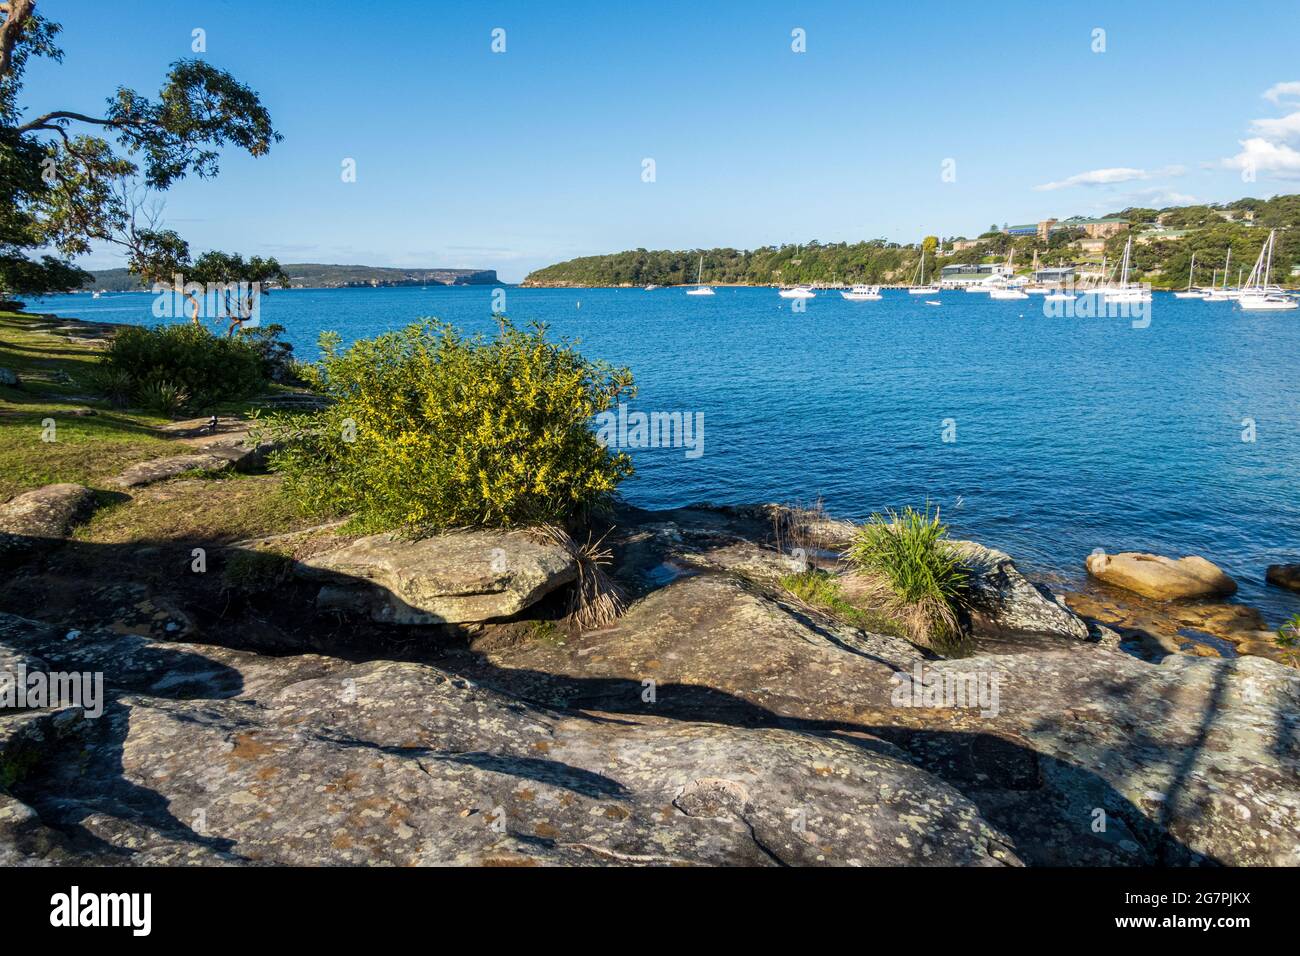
[264,319,635,532]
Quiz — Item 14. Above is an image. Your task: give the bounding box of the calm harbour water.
[28,285,1300,623]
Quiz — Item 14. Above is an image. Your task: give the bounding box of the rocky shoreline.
[1,494,1298,866]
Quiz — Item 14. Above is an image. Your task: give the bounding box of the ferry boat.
[840,284,882,301]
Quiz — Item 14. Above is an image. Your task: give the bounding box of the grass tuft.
[843,504,969,651]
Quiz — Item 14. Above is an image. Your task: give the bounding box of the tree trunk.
[0,1,37,82]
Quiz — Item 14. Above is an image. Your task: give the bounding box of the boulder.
[952,541,1089,640]
[0,483,97,566]
[295,531,578,624]
[0,483,96,538]
[1266,564,1300,593]
[1085,551,1237,600]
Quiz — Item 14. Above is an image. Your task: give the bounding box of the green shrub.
[237,323,299,383]
[134,375,190,416]
[264,319,635,533]
[844,505,969,650]
[94,323,273,413]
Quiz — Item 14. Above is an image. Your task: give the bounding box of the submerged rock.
[295,530,578,624]
[1266,564,1300,593]
[1085,551,1237,601]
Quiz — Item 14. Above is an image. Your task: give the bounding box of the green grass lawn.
[0,309,178,499]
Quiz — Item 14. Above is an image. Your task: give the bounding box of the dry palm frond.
[541,524,627,630]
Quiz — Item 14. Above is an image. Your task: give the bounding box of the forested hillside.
[523,195,1300,289]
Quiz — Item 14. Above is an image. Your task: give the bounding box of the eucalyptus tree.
[0,0,280,297]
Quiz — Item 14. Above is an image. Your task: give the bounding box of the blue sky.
[23,0,1300,281]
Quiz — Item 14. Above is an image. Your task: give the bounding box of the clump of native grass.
[844,504,969,652]
[541,524,626,630]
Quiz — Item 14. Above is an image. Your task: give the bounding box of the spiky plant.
[541,525,627,630]
[844,504,969,651]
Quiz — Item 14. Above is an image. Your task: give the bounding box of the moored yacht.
[1103,236,1151,303]
[841,284,882,300]
[685,255,715,295]
[777,286,816,299]
[908,249,940,294]
[1238,229,1298,311]
[1173,252,1207,298]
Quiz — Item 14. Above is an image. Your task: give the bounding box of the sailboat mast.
[1187,251,1195,291]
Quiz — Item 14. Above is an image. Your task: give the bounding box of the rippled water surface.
[29,285,1300,621]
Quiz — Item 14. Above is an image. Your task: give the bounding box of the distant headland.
[80,264,502,292]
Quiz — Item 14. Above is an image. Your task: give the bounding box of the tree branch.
[15,109,145,134]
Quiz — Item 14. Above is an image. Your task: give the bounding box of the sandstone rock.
[111,438,271,488]
[1266,564,1300,593]
[296,531,578,624]
[0,484,97,567]
[0,483,96,538]
[953,541,1089,640]
[486,569,1300,866]
[0,612,1017,866]
[1085,551,1237,600]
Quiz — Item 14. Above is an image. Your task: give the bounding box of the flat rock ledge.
[293,530,579,625]
[0,612,1017,866]
[1086,551,1238,601]
[111,437,273,489]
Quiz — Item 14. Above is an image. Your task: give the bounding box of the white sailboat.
[1238,229,1298,311]
[685,255,715,296]
[1103,236,1151,304]
[1173,251,1207,298]
[989,248,1028,299]
[777,286,816,299]
[1204,248,1239,300]
[908,249,940,294]
[841,284,882,301]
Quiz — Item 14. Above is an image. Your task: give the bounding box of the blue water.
[27,286,1300,623]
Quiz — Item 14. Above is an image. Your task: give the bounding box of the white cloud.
[1263,81,1300,105]
[1120,187,1198,207]
[1033,164,1186,192]
[1249,110,1300,143]
[1033,167,1150,191]
[1222,137,1300,179]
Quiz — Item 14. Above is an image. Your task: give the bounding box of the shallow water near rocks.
[29,285,1300,623]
